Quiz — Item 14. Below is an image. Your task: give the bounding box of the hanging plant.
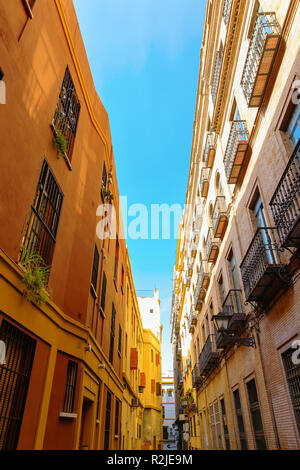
[102,186,114,203]
[20,246,51,306]
[52,126,68,161]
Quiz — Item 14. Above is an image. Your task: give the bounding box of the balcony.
[240,227,286,304]
[214,290,247,349]
[203,132,216,168]
[241,12,281,108]
[200,167,209,198]
[270,140,300,248]
[212,196,228,238]
[211,51,223,105]
[192,335,219,388]
[224,120,249,184]
[205,227,220,263]
[188,310,197,334]
[194,261,210,310]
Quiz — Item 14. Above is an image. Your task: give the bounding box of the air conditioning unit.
[179,414,188,421]
[131,398,139,407]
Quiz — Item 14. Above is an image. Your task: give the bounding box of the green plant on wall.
[20,246,51,306]
[102,185,114,203]
[52,127,68,160]
[186,389,194,404]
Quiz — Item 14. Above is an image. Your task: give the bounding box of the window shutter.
[156,353,160,366]
[140,372,146,388]
[130,348,138,370]
[151,379,155,394]
[156,382,161,396]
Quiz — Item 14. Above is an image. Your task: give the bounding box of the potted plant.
[102,185,114,203]
[20,246,51,305]
[52,126,68,161]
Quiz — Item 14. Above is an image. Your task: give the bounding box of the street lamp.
[212,313,256,348]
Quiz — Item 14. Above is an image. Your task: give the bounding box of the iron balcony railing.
[192,335,219,388]
[240,227,284,303]
[203,132,216,168]
[222,0,233,26]
[241,12,281,107]
[211,50,223,105]
[215,290,246,348]
[200,167,209,198]
[224,120,249,184]
[270,140,300,248]
[188,309,197,333]
[194,261,210,310]
[205,227,220,263]
[212,196,228,238]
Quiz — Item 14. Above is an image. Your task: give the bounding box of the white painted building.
[137,289,161,340]
[162,372,177,450]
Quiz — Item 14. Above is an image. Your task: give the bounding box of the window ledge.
[59,412,77,419]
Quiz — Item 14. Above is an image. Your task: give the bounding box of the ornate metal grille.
[200,167,209,197]
[212,196,227,238]
[211,51,223,105]
[53,66,81,160]
[240,227,282,302]
[222,0,232,26]
[205,227,220,263]
[23,159,63,265]
[224,120,249,183]
[282,348,300,436]
[203,132,216,167]
[241,12,281,106]
[0,320,36,450]
[62,360,78,413]
[270,140,300,248]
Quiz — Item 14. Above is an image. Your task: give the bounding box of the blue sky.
[74,0,206,372]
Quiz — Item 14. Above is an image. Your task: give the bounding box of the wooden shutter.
[156,382,161,396]
[151,379,155,393]
[156,353,160,366]
[130,348,138,370]
[140,372,146,388]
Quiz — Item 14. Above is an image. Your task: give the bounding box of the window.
[104,390,112,450]
[53,66,81,161]
[151,379,156,394]
[0,320,36,450]
[91,245,100,293]
[246,379,266,449]
[233,389,248,449]
[63,360,78,413]
[209,402,223,450]
[22,0,36,17]
[118,326,122,356]
[151,349,154,362]
[150,309,154,313]
[100,273,107,314]
[114,238,119,284]
[109,304,116,364]
[228,251,239,289]
[114,399,120,437]
[125,334,127,358]
[102,162,107,189]
[282,348,300,436]
[168,390,172,398]
[163,426,168,440]
[156,382,161,396]
[121,265,124,294]
[220,398,230,450]
[218,275,225,305]
[285,102,300,149]
[23,159,63,266]
[96,381,102,421]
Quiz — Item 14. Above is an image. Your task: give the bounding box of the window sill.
[59,412,78,419]
[22,0,34,19]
